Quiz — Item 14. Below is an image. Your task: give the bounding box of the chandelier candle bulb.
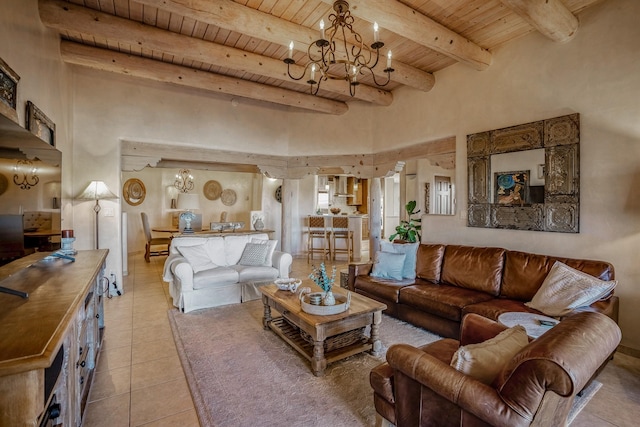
[387,51,392,69]
[320,19,325,40]
[374,22,379,43]
[310,64,316,82]
[288,41,293,59]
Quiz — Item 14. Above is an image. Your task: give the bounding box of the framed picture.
[494,170,529,206]
[0,56,20,123]
[26,101,56,146]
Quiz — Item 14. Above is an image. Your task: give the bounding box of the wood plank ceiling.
[39,0,605,115]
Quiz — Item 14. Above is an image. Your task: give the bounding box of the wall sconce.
[13,159,39,190]
[174,169,194,193]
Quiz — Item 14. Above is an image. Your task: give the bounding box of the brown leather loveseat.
[348,244,619,339]
[370,311,622,427]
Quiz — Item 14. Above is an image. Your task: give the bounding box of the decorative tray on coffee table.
[299,290,351,316]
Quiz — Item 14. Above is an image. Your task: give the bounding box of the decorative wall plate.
[275,185,282,203]
[220,188,237,206]
[203,180,222,200]
[0,174,8,196]
[123,178,146,206]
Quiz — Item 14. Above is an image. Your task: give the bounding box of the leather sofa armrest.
[387,344,521,427]
[272,251,292,279]
[459,313,509,346]
[348,262,372,291]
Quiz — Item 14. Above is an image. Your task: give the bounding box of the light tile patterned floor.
[83,254,640,426]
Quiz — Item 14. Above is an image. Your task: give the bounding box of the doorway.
[433,176,453,215]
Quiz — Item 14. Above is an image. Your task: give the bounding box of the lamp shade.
[177,193,200,210]
[77,180,118,200]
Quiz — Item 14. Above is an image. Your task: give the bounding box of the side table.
[498,312,558,338]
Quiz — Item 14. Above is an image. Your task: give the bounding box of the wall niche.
[467,113,579,233]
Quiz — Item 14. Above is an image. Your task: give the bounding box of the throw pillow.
[450,325,529,385]
[238,242,270,266]
[251,238,278,267]
[525,261,617,317]
[371,251,406,281]
[177,244,217,274]
[380,241,419,279]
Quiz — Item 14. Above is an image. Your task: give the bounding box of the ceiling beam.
[320,0,492,71]
[499,0,579,43]
[39,0,390,106]
[134,0,435,92]
[60,41,349,115]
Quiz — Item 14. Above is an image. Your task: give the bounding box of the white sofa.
[163,233,292,313]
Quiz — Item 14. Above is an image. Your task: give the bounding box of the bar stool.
[331,216,353,262]
[307,215,331,263]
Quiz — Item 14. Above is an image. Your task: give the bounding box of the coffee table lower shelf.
[268,317,372,370]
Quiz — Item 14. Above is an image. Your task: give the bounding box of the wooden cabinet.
[347,178,368,211]
[0,250,108,427]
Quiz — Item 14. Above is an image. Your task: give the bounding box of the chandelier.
[13,159,39,190]
[174,169,194,193]
[284,0,394,96]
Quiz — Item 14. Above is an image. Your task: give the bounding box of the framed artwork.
[0,56,20,123]
[26,101,56,146]
[494,170,529,206]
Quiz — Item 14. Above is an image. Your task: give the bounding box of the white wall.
[375,0,640,352]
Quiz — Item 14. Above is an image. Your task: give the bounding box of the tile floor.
[83,254,640,426]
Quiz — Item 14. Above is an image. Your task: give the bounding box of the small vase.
[253,218,264,231]
[323,290,336,306]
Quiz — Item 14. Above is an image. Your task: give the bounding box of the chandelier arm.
[367,67,394,87]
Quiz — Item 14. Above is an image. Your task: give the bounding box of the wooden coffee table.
[260,284,386,376]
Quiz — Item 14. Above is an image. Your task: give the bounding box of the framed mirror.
[467,113,579,233]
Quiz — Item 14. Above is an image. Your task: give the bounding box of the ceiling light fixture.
[284,0,394,97]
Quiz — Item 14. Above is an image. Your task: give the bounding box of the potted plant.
[389,200,422,243]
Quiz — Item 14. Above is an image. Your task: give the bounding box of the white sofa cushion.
[193,267,239,290]
[204,237,227,266]
[224,235,253,265]
[251,237,278,266]
[232,265,279,282]
[177,244,217,273]
[238,242,270,266]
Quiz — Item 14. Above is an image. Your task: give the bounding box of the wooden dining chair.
[141,212,171,262]
[331,215,353,262]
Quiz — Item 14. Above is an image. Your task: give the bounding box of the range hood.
[334,176,352,197]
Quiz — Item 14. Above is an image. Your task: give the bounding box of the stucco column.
[280,178,293,254]
[369,177,382,261]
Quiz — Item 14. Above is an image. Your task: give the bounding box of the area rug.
[168,301,601,426]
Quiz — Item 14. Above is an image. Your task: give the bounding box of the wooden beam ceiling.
[500,0,579,43]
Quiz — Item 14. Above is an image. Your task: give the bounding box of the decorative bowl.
[330,207,341,215]
[275,278,302,293]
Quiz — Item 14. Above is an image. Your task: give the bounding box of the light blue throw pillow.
[380,241,419,280]
[371,251,406,281]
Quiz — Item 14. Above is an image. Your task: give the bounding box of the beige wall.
[2,0,639,351]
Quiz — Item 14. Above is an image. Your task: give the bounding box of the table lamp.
[177,193,200,233]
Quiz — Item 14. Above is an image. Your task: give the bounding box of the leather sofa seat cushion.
[463,299,540,322]
[415,244,445,282]
[193,267,239,289]
[232,265,279,282]
[355,276,415,303]
[502,250,615,301]
[441,245,505,296]
[399,283,494,322]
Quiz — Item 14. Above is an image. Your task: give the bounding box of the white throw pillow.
[371,251,406,281]
[450,325,529,385]
[251,238,278,267]
[177,244,217,273]
[238,242,270,266]
[380,241,419,280]
[525,261,617,317]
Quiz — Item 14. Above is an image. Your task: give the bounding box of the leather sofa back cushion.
[441,245,505,296]
[501,250,615,301]
[415,244,445,282]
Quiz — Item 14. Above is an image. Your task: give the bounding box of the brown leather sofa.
[370,311,622,427]
[348,244,619,339]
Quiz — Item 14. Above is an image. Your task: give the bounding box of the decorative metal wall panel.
[468,204,491,228]
[544,113,580,147]
[467,157,490,203]
[467,132,490,157]
[466,113,580,233]
[545,203,579,233]
[546,144,579,196]
[490,121,543,154]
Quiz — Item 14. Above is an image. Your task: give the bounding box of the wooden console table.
[0,250,108,426]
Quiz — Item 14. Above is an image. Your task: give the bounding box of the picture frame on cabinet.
[26,101,55,147]
[0,56,20,123]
